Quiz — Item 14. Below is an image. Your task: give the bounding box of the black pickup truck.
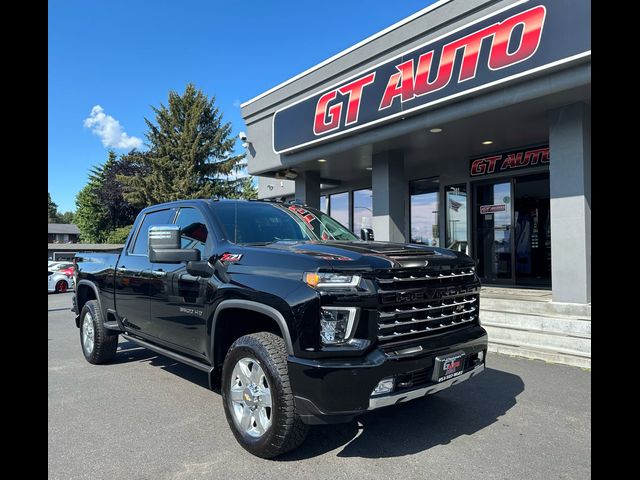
[73,199,487,458]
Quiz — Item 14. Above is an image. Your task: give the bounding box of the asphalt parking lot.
[48,292,591,479]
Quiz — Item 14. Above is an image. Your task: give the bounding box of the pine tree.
[118,83,247,206]
[48,193,59,223]
[75,176,109,243]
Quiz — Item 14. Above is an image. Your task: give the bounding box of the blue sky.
[48,0,435,212]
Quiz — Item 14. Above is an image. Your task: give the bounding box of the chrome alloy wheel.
[82,312,95,355]
[229,357,273,438]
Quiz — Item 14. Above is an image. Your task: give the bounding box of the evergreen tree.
[118,83,248,206]
[75,179,109,243]
[48,193,59,223]
[226,176,258,200]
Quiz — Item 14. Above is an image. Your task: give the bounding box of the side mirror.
[360,228,374,241]
[148,225,201,263]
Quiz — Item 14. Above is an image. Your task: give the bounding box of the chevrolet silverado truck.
[72,199,487,458]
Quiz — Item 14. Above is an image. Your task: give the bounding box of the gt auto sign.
[470,146,549,177]
[272,0,590,154]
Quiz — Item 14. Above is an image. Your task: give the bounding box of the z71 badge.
[220,253,243,263]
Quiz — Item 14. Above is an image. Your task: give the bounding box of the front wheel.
[221,332,308,458]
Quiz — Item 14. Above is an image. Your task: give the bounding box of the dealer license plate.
[432,351,466,383]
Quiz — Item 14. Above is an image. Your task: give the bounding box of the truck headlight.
[320,307,357,344]
[304,272,361,288]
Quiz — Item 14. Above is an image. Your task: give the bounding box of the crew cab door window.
[130,209,175,255]
[173,207,212,256]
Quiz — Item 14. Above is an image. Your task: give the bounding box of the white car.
[49,261,74,272]
[48,270,73,293]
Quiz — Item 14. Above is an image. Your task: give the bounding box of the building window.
[353,189,372,234]
[320,195,328,214]
[445,184,468,254]
[329,192,349,229]
[410,178,440,246]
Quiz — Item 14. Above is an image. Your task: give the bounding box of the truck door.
[148,205,215,358]
[116,208,176,336]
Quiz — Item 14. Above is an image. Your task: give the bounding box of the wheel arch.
[210,300,294,370]
[75,280,102,328]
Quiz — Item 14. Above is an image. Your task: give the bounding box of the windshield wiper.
[241,238,304,246]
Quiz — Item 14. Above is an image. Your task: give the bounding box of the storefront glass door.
[474,181,514,284]
[513,173,551,287]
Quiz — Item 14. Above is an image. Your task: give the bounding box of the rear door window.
[173,207,212,256]
[130,209,175,255]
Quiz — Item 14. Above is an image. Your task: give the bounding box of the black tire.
[55,280,68,293]
[79,300,118,364]
[221,332,309,458]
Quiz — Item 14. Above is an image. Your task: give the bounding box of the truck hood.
[256,240,471,270]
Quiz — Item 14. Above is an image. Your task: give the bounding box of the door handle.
[152,270,166,278]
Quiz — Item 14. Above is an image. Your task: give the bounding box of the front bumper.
[288,325,488,424]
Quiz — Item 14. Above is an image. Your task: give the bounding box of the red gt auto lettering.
[470,155,501,176]
[314,73,376,135]
[380,5,546,110]
[524,147,550,166]
[489,5,546,70]
[471,147,549,177]
[338,73,376,126]
[313,90,342,135]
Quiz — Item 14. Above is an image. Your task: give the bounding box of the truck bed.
[74,251,121,317]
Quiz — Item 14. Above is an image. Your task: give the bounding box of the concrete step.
[488,343,591,369]
[481,297,591,319]
[480,310,591,338]
[484,325,591,355]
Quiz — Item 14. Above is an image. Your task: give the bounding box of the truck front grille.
[374,266,479,344]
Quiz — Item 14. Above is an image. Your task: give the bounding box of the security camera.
[238,132,247,141]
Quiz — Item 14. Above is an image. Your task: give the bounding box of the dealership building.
[240,0,590,367]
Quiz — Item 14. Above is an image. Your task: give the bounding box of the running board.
[121,333,212,373]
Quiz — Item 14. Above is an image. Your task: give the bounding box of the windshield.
[285,204,358,241]
[212,202,358,245]
[50,263,73,271]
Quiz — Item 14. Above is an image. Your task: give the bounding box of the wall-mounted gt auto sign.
[272,0,590,154]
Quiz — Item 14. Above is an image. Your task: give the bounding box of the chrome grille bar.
[378,316,476,341]
[379,307,477,330]
[378,297,477,319]
[377,269,475,284]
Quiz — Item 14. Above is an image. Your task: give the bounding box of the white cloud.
[83,105,143,150]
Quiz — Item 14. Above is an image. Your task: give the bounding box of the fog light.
[371,377,395,396]
[320,307,357,345]
[478,350,484,363]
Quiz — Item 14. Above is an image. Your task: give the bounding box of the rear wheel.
[55,280,68,293]
[221,332,308,458]
[79,300,118,364]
